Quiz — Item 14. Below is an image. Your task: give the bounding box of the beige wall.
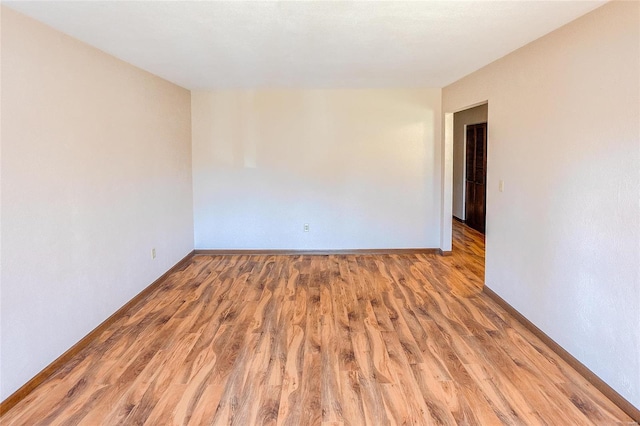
[452,104,488,220]
[443,1,640,406]
[0,8,194,399]
[192,89,442,250]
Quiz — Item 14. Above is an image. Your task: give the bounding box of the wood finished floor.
[2,221,635,425]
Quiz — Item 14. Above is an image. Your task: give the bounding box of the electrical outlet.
[304,224,310,232]
[499,180,505,192]
[151,248,156,259]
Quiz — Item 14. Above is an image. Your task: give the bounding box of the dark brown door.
[465,123,487,233]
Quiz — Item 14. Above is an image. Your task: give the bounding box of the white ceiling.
[4,1,607,90]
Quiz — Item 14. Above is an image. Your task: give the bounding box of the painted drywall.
[192,89,442,250]
[0,8,193,400]
[0,5,4,400]
[452,104,488,220]
[443,1,640,407]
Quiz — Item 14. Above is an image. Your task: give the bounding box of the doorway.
[464,123,487,233]
[450,103,488,235]
[442,102,488,286]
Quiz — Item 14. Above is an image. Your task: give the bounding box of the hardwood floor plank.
[1,221,635,425]
[298,273,322,426]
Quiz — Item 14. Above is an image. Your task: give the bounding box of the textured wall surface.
[444,1,640,407]
[1,8,194,400]
[192,89,442,250]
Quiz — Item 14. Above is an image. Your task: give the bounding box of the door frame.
[440,101,488,252]
[461,123,468,221]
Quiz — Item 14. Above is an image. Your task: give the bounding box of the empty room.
[1,0,639,424]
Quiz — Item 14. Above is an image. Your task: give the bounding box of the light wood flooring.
[1,221,635,425]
